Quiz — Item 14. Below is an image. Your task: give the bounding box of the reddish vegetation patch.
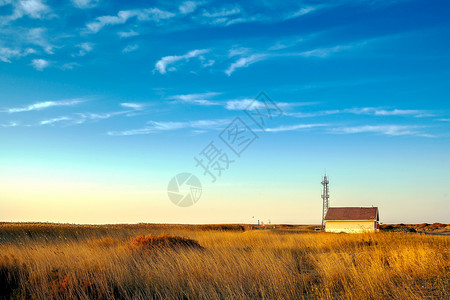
[381,223,449,233]
[129,234,203,250]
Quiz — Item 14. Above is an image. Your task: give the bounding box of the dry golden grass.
[0,223,448,299]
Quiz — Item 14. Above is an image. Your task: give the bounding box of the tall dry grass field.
[0,223,448,299]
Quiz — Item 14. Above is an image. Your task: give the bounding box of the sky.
[0,0,449,224]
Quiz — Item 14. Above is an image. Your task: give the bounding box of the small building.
[324,207,379,233]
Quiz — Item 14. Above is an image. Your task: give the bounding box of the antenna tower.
[321,173,330,230]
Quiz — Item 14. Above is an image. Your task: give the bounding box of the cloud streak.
[168,92,221,105]
[0,47,35,63]
[225,54,267,76]
[31,58,50,71]
[108,119,230,136]
[154,49,210,74]
[331,125,432,137]
[264,123,327,132]
[5,99,84,113]
[86,8,175,33]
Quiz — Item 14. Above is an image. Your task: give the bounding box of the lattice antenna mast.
[321,174,330,230]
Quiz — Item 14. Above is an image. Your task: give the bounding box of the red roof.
[324,207,378,221]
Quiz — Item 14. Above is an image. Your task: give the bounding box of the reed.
[0,223,448,299]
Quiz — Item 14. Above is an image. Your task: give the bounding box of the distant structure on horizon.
[320,173,380,233]
[321,173,330,230]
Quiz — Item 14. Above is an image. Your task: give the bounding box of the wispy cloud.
[108,119,230,136]
[75,111,128,121]
[120,102,145,110]
[224,98,260,110]
[224,98,291,111]
[0,47,35,63]
[118,30,139,38]
[264,123,327,132]
[71,0,99,9]
[288,107,431,118]
[86,8,175,33]
[39,105,140,126]
[347,107,428,117]
[202,6,241,18]
[286,110,340,118]
[26,28,54,54]
[31,58,50,71]
[225,54,267,76]
[73,42,94,57]
[296,45,354,58]
[1,121,20,127]
[61,62,80,70]
[122,44,138,53]
[168,92,221,105]
[9,0,51,21]
[5,99,84,113]
[39,116,71,125]
[285,6,320,20]
[179,1,203,14]
[331,125,432,137]
[154,49,209,74]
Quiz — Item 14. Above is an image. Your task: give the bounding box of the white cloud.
[5,99,83,113]
[74,42,94,56]
[225,98,261,110]
[26,28,54,54]
[179,1,202,14]
[108,119,230,136]
[120,102,145,110]
[225,54,267,76]
[437,118,450,122]
[169,92,220,105]
[86,8,175,33]
[228,47,250,57]
[286,110,341,118]
[118,30,139,38]
[1,121,19,127]
[122,44,138,53]
[31,58,50,70]
[285,5,323,20]
[0,47,35,63]
[224,98,291,111]
[332,125,431,137]
[12,0,50,20]
[287,107,430,119]
[61,62,80,70]
[40,116,71,125]
[154,49,209,74]
[76,111,127,121]
[264,123,326,132]
[346,107,431,117]
[202,6,241,18]
[297,45,352,58]
[71,0,99,9]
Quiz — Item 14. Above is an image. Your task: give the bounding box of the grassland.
[0,223,448,299]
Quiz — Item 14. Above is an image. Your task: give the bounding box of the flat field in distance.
[0,223,448,299]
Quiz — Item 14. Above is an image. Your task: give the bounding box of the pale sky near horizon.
[0,0,449,224]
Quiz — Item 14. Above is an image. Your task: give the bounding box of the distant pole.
[321,173,330,230]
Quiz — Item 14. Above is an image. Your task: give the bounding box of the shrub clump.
[199,224,247,231]
[129,234,203,250]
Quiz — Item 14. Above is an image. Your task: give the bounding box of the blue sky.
[0,0,449,224]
